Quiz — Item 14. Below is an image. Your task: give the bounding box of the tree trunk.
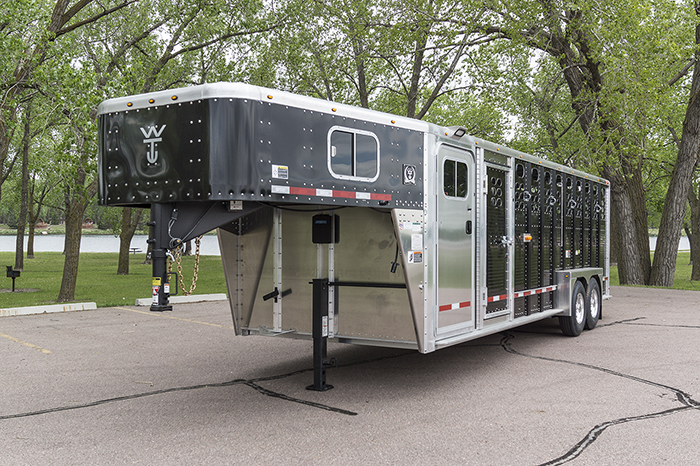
[27,184,35,259]
[688,184,700,280]
[117,207,143,275]
[406,32,428,118]
[58,195,87,302]
[57,123,97,301]
[14,106,31,271]
[649,16,700,287]
[605,168,644,284]
[625,165,651,282]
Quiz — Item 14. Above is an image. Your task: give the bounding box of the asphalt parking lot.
[1,286,698,465]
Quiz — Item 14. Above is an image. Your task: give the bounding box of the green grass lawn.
[1,249,697,310]
[0,252,227,308]
[608,251,700,291]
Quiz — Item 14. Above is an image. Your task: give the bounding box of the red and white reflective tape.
[514,285,557,298]
[438,301,471,312]
[487,294,508,303]
[487,285,557,303]
[271,185,391,201]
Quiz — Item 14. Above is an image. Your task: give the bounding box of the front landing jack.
[307,279,336,391]
[149,203,173,312]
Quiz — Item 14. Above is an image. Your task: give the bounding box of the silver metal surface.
[218,207,274,333]
[272,208,282,332]
[227,207,417,347]
[435,144,474,337]
[604,184,612,299]
[392,208,427,352]
[555,267,604,316]
[331,208,415,344]
[422,134,438,352]
[473,147,483,331]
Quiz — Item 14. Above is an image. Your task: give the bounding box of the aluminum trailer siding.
[97,83,610,387]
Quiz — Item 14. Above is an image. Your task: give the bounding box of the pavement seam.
[499,331,700,465]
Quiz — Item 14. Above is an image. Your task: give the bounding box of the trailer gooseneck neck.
[98,82,611,390]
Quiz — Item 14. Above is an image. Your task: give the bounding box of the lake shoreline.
[0,234,222,255]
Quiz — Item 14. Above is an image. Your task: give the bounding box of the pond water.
[0,234,221,255]
[0,233,689,255]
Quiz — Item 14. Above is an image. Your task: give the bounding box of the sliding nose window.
[328,126,380,182]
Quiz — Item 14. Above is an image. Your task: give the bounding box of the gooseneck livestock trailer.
[97,83,611,390]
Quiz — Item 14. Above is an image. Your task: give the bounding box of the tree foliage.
[2,0,700,294]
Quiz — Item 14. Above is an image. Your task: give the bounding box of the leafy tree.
[477,0,696,286]
[268,0,507,121]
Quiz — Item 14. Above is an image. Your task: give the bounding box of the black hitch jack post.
[149,203,173,312]
[307,278,336,391]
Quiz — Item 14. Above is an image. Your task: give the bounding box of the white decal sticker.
[272,164,289,180]
[412,222,422,232]
[411,234,423,251]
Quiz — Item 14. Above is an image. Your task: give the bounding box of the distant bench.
[129,248,142,254]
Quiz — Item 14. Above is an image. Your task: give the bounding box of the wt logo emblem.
[140,125,166,163]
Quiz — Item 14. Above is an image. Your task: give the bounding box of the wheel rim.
[589,288,600,319]
[575,292,586,325]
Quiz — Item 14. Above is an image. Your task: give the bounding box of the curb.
[134,293,228,306]
[0,302,98,318]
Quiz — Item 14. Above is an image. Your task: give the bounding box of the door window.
[443,159,468,198]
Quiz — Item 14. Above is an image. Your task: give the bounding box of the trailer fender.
[555,268,603,317]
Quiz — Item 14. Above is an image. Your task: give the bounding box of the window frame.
[442,156,469,200]
[327,125,381,183]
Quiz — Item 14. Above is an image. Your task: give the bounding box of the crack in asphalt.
[0,368,357,421]
[498,331,700,465]
[3,315,698,462]
[0,351,420,421]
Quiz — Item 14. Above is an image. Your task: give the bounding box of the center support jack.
[307,278,336,391]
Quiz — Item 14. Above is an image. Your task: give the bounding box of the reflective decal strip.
[272,185,392,202]
[513,285,558,299]
[487,286,557,303]
[438,301,471,312]
[487,294,508,303]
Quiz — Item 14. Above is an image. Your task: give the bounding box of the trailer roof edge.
[473,137,610,186]
[97,82,430,133]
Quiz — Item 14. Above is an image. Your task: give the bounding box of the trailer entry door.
[485,164,511,318]
[436,145,474,335]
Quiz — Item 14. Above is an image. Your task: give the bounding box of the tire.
[559,280,586,337]
[585,280,601,330]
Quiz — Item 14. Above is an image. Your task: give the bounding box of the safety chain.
[167,236,203,296]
